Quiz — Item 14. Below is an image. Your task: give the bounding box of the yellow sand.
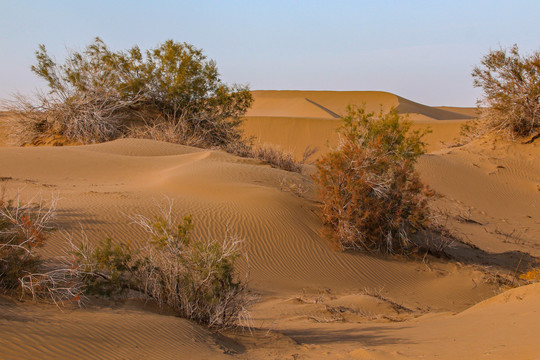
[0,90,538,359]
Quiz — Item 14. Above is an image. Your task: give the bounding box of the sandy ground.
[0,91,539,359]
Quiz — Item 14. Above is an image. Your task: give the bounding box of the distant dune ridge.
[0,90,539,359]
[245,90,474,120]
[242,90,475,156]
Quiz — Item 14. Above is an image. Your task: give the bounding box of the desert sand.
[0,91,539,359]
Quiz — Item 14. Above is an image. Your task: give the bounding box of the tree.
[15,38,253,146]
[472,45,540,138]
[314,106,431,254]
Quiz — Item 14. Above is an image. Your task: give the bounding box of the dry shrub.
[0,191,57,289]
[226,143,316,174]
[73,200,252,329]
[0,191,90,305]
[251,145,303,173]
[314,106,432,253]
[470,44,540,140]
[0,191,86,306]
[5,90,139,145]
[18,263,86,306]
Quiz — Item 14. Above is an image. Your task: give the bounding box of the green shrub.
[314,106,432,253]
[75,237,137,296]
[472,44,540,138]
[10,38,253,147]
[132,210,250,328]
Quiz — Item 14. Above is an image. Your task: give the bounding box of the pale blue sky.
[1,1,539,106]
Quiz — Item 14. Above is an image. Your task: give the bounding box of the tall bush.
[314,106,431,253]
[472,44,540,138]
[11,38,252,147]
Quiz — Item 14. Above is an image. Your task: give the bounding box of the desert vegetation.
[6,38,253,149]
[74,201,252,329]
[314,106,432,253]
[3,38,313,173]
[0,192,83,305]
[467,44,540,140]
[0,192,250,329]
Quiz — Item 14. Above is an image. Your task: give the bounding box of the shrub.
[73,237,137,296]
[226,142,317,174]
[0,192,56,289]
[314,106,432,253]
[73,201,251,329]
[7,38,252,147]
[472,44,540,138]
[0,191,84,305]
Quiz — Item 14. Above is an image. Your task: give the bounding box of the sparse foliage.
[0,191,57,289]
[520,268,540,283]
[314,106,432,253]
[472,44,540,138]
[71,200,252,329]
[130,202,251,328]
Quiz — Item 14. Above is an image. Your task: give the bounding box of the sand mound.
[0,298,233,360]
[417,137,540,256]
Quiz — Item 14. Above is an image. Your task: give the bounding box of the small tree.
[472,45,540,138]
[11,38,252,147]
[314,106,431,254]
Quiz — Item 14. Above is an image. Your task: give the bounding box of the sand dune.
[0,90,538,359]
[0,139,494,306]
[246,283,540,359]
[242,91,473,156]
[245,90,473,120]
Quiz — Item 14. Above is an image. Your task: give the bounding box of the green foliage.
[150,215,193,249]
[472,44,540,137]
[314,106,432,253]
[27,38,253,146]
[77,238,136,296]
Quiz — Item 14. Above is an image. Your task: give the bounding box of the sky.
[1,0,539,107]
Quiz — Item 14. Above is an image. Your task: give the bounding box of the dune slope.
[0,90,538,359]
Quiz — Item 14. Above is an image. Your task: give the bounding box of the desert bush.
[314,106,432,253]
[0,192,57,289]
[72,237,138,297]
[72,201,251,329]
[226,142,316,174]
[6,38,252,147]
[251,145,303,173]
[0,192,87,305]
[471,44,540,138]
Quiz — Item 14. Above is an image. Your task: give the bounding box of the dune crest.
[242,90,475,156]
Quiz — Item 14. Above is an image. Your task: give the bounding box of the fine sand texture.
[0,91,539,359]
